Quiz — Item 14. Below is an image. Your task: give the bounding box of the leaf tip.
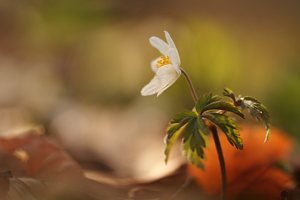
[263,127,271,143]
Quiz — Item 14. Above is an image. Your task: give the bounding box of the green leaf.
[201,101,245,118]
[181,117,207,168]
[195,92,244,119]
[183,136,204,169]
[197,116,210,135]
[195,93,221,113]
[204,112,243,149]
[170,111,197,123]
[239,96,271,143]
[223,88,235,99]
[164,123,185,164]
[164,111,197,163]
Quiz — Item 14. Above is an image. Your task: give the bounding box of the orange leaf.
[188,125,294,200]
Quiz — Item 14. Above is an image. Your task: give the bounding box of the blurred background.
[0,0,299,185]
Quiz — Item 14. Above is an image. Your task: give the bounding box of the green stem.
[211,125,227,200]
[180,67,227,200]
[180,68,198,103]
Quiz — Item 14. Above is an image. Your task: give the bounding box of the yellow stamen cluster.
[156,56,171,68]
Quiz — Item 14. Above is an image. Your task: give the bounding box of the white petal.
[149,36,169,55]
[150,57,160,73]
[157,75,179,96]
[164,31,176,49]
[141,64,181,96]
[168,48,181,67]
[164,31,181,66]
[140,76,161,96]
[156,64,181,96]
[156,64,181,77]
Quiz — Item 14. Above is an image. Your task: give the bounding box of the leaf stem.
[211,125,227,200]
[180,67,227,200]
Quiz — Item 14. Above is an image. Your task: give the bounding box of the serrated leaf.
[164,123,186,164]
[164,111,197,163]
[182,118,207,145]
[183,135,204,169]
[166,111,197,140]
[181,117,207,168]
[204,112,243,149]
[239,96,271,143]
[201,101,245,118]
[197,116,210,135]
[195,93,221,113]
[170,111,197,123]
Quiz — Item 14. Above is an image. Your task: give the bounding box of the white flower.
[141,31,181,96]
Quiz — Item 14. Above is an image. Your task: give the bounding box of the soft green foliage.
[203,112,243,149]
[223,87,236,101]
[165,91,245,166]
[201,100,244,118]
[195,93,221,113]
[181,117,208,168]
[223,88,271,143]
[164,88,271,169]
[164,110,208,167]
[195,92,244,118]
[239,96,270,143]
[183,136,205,168]
[164,111,197,163]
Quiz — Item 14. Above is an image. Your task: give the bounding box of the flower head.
[141,31,181,96]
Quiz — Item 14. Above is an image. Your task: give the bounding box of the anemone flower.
[141,31,181,96]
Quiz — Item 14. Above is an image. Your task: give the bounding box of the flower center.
[156,56,171,68]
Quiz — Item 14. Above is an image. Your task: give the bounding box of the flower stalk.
[180,68,198,103]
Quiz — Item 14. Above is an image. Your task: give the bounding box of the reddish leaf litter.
[188,125,295,200]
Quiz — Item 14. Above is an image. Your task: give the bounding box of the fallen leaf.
[188,125,294,200]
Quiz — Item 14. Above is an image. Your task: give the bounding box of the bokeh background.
[0,0,299,183]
